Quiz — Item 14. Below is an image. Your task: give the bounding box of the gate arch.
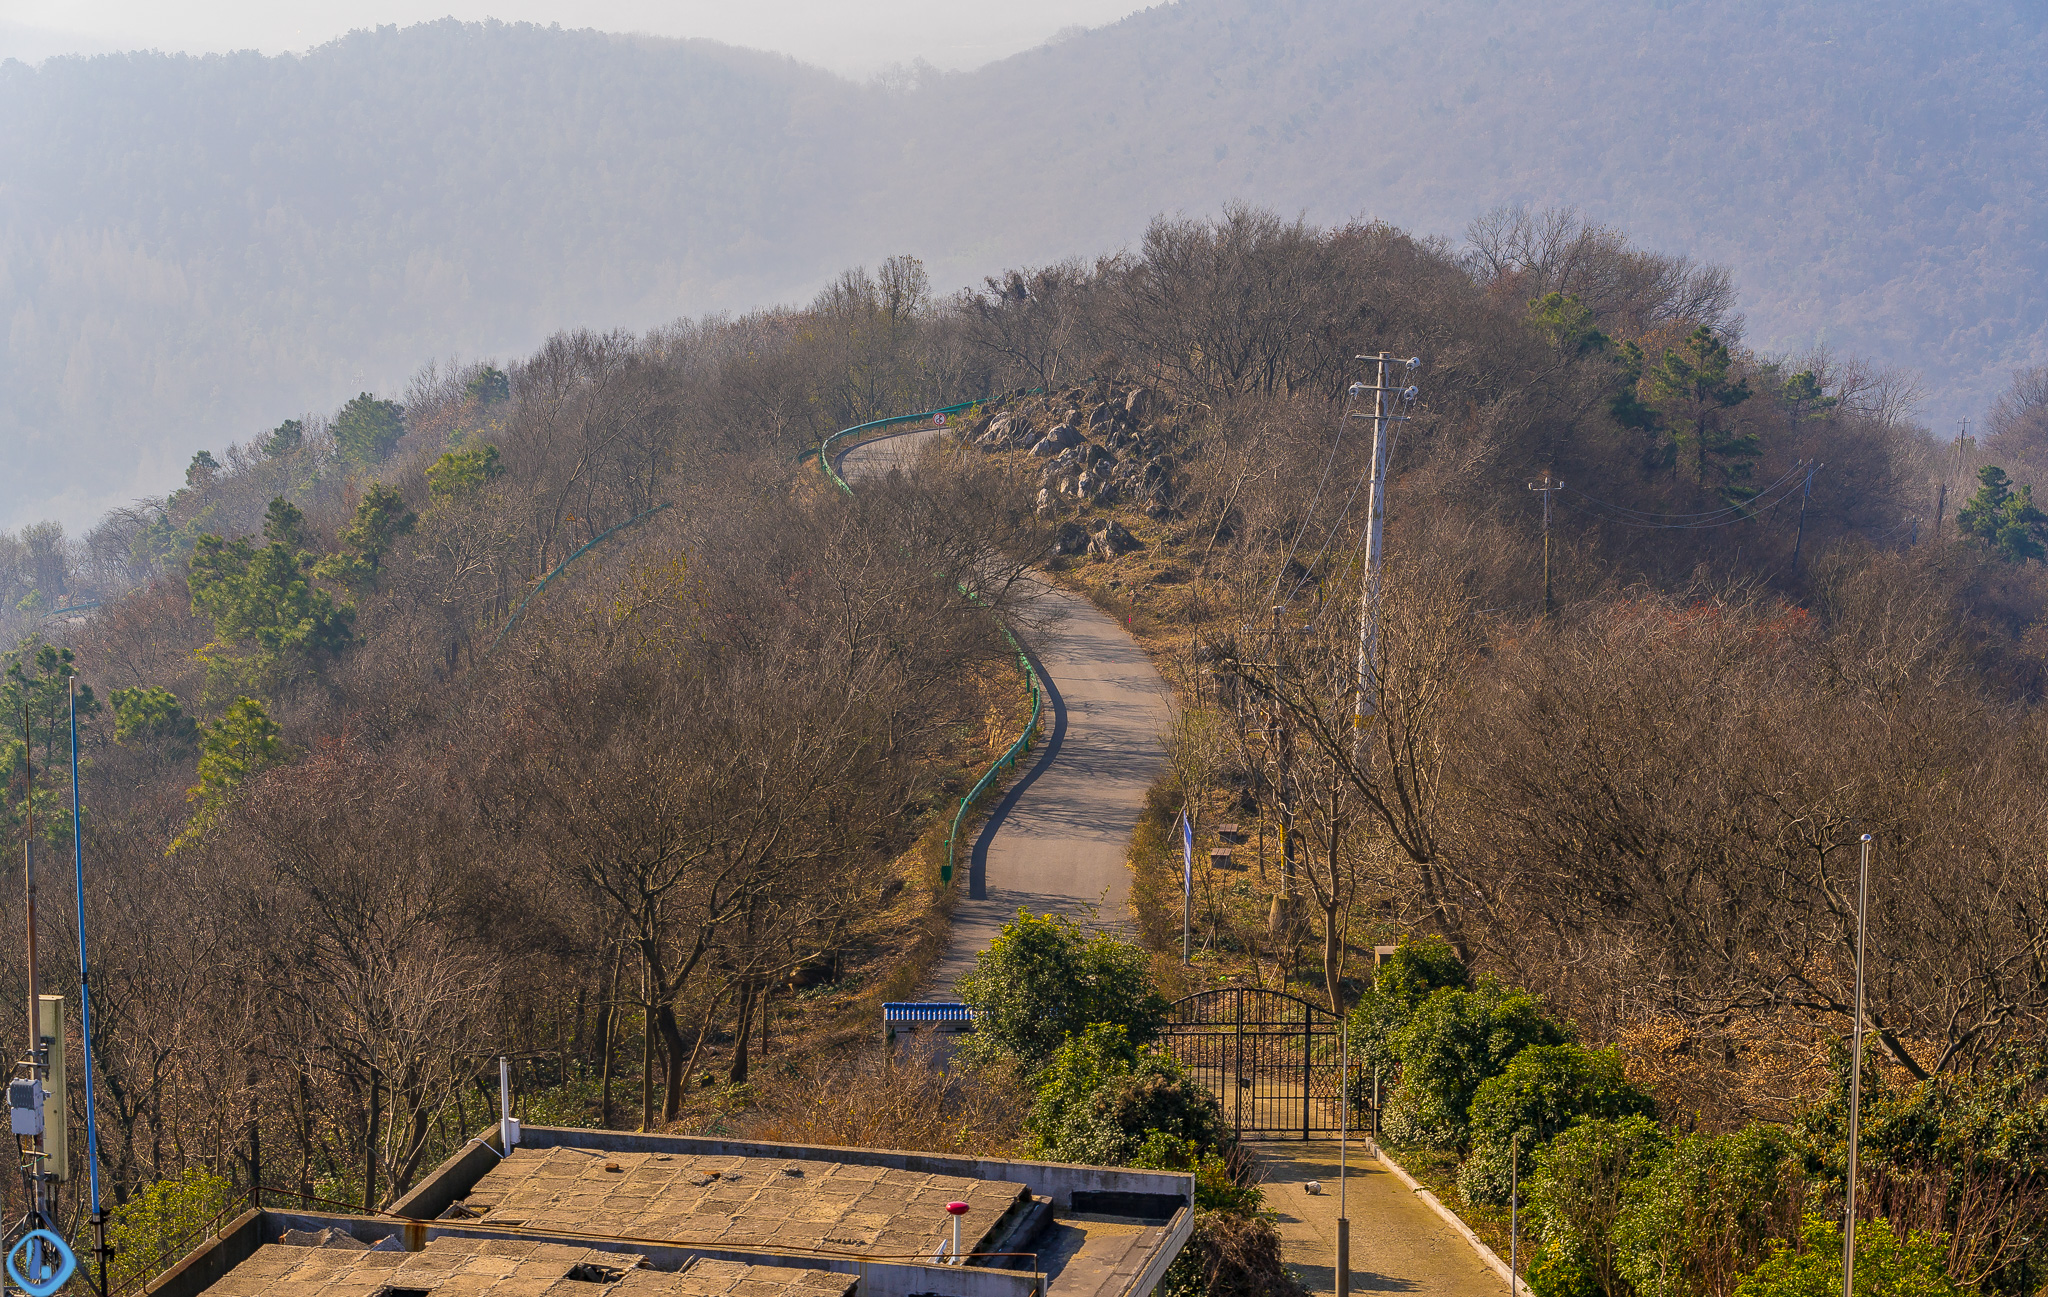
[1158,988,1364,1139]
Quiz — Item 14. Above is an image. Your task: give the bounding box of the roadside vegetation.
[7,203,2048,1297]
[939,206,2048,1296]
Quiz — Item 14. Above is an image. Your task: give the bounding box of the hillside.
[4,0,2046,528]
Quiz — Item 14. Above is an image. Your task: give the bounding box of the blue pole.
[68,681,102,1223]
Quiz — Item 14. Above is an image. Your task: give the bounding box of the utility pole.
[1934,418,1968,539]
[1351,355,1420,727]
[1525,475,1563,619]
[1843,834,1874,1297]
[1791,461,1823,575]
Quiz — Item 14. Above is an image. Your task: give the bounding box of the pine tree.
[333,392,406,467]
[1644,326,1756,500]
[1956,465,2048,562]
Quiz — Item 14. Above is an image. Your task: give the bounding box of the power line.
[1562,468,1810,531]
[1258,388,1360,617]
[1563,461,1808,525]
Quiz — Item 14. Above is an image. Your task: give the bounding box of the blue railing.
[882,1001,973,1023]
[818,400,1044,883]
[882,1001,974,1045]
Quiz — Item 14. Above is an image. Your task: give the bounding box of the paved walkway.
[1252,1142,1508,1297]
[836,428,1171,991]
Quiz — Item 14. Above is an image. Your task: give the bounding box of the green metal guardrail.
[820,399,1044,884]
[817,399,988,496]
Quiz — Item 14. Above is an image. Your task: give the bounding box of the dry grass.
[731,1035,1030,1157]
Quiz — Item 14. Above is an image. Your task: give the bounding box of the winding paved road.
[840,428,1512,1295]
[837,428,1171,991]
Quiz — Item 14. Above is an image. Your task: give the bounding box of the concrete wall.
[388,1129,507,1222]
[144,1210,265,1297]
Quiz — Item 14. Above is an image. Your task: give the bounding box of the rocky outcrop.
[964,379,1191,532]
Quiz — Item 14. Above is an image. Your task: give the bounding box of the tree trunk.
[597,942,623,1127]
[729,980,755,1085]
[657,1002,691,1121]
[1322,897,1345,1016]
[676,989,726,1104]
[640,976,656,1133]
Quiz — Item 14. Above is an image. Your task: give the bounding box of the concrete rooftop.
[202,1235,857,1297]
[452,1147,1029,1261]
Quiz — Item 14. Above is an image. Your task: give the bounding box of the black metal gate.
[1158,988,1361,1138]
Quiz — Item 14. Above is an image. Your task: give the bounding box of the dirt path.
[836,428,1171,991]
[1254,1142,1509,1297]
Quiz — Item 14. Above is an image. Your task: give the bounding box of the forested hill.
[5,0,2046,528]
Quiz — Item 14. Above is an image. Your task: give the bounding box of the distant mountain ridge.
[3,0,2044,528]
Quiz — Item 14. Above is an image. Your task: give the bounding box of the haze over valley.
[2,0,2044,532]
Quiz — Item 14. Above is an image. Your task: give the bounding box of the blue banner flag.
[1181,810,1194,897]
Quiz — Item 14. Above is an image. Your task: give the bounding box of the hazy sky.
[0,0,1154,74]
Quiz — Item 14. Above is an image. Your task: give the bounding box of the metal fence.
[1157,988,1364,1139]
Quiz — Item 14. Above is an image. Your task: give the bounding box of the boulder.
[1035,487,1056,519]
[1126,387,1152,418]
[1088,518,1142,559]
[1054,521,1089,555]
[1047,423,1083,450]
[1030,436,1062,457]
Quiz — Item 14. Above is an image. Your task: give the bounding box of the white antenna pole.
[499,1056,520,1149]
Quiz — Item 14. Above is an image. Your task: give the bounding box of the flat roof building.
[150,1126,1193,1297]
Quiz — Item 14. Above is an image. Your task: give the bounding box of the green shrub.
[1347,934,1468,1076]
[1027,1023,1226,1166]
[1796,1043,2048,1292]
[1381,977,1568,1151]
[1527,1237,1601,1297]
[105,1168,240,1295]
[957,910,1169,1072]
[1613,1124,1804,1297]
[1132,1134,1264,1214]
[1734,1214,1960,1297]
[1526,1115,1668,1297]
[1459,1044,1657,1205]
